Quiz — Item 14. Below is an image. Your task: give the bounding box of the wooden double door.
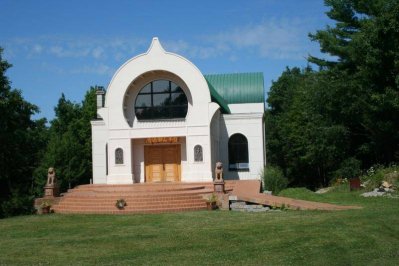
[144,144,181,182]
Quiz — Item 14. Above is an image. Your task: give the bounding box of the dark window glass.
[153,94,169,106]
[135,80,188,120]
[171,92,186,105]
[115,148,124,164]
[194,145,203,162]
[140,83,151,93]
[171,83,183,93]
[135,94,151,107]
[228,134,249,171]
[152,80,170,93]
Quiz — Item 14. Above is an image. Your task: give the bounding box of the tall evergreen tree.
[309,0,399,165]
[266,0,399,187]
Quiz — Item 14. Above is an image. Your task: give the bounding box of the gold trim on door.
[144,144,181,182]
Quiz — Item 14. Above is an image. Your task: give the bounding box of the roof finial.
[147,37,166,54]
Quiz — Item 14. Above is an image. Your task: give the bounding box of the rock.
[361,190,386,197]
[315,187,333,194]
[361,180,370,188]
[229,195,238,201]
[230,200,270,212]
[382,181,392,188]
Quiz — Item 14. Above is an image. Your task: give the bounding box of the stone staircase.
[52,182,236,214]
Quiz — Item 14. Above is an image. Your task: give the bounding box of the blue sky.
[0,0,333,120]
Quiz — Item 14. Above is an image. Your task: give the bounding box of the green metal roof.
[206,81,231,114]
[204,72,265,110]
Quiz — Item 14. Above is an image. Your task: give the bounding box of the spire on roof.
[147,37,166,55]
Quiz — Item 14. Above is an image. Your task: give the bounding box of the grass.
[0,186,398,265]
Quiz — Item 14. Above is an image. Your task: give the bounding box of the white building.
[91,38,266,184]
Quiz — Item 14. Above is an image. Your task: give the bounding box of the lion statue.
[46,167,56,186]
[215,162,223,182]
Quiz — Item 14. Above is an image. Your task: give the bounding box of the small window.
[115,148,124,164]
[228,134,249,171]
[194,145,203,162]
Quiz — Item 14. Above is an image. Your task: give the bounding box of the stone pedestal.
[44,185,59,198]
[213,181,225,193]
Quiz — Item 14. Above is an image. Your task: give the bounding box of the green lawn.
[0,187,398,265]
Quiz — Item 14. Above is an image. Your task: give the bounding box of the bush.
[360,164,399,191]
[1,192,35,218]
[332,157,362,181]
[261,166,288,195]
[278,187,315,197]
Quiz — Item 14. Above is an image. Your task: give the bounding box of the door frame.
[144,144,181,183]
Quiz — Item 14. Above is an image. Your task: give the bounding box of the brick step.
[59,199,207,205]
[62,194,208,200]
[53,206,208,214]
[55,197,206,204]
[72,183,209,189]
[71,186,234,192]
[53,203,206,212]
[61,193,210,200]
[57,198,205,204]
[70,183,235,192]
[67,186,232,192]
[63,190,213,197]
[73,182,228,189]
[56,199,206,207]
[68,186,208,193]
[53,202,206,210]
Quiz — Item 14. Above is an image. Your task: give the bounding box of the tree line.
[265,0,399,188]
[0,47,98,217]
[1,0,398,217]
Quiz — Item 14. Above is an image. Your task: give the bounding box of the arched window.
[228,134,249,171]
[115,148,124,164]
[194,145,203,162]
[135,80,188,120]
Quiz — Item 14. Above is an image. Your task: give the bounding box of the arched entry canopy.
[98,37,213,129]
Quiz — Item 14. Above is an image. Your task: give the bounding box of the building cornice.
[222,113,263,120]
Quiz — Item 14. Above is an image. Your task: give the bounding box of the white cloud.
[92,47,104,59]
[163,18,315,61]
[32,44,43,54]
[3,36,145,61]
[49,45,91,58]
[163,40,228,59]
[70,63,114,75]
[1,19,318,77]
[208,18,312,60]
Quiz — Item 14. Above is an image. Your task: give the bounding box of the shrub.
[261,166,288,195]
[360,164,399,191]
[332,157,362,181]
[1,192,35,218]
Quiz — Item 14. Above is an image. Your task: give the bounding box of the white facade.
[91,38,265,184]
